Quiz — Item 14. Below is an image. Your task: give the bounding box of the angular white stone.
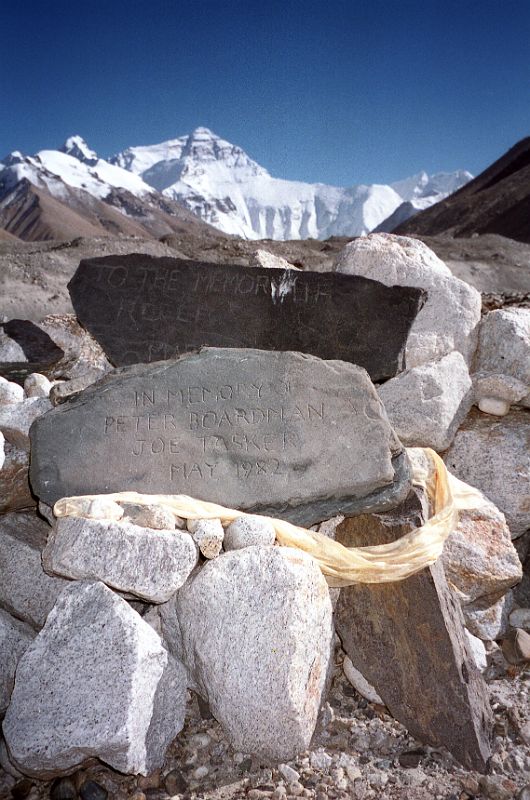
[463,592,514,641]
[0,609,34,715]
[175,546,333,761]
[43,517,198,603]
[122,503,177,530]
[442,494,522,605]
[187,518,224,559]
[23,374,52,399]
[3,581,187,777]
[0,430,4,471]
[378,352,473,451]
[509,607,530,631]
[473,372,528,408]
[224,515,276,551]
[0,377,24,405]
[465,630,487,672]
[0,513,69,629]
[252,250,301,270]
[475,308,530,391]
[334,233,481,368]
[445,410,530,538]
[343,656,383,704]
[0,398,52,449]
[0,331,27,362]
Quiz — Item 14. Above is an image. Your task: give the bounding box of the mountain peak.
[60,135,98,166]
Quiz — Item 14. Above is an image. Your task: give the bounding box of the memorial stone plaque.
[68,255,426,381]
[30,348,411,526]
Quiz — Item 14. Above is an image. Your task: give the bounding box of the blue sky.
[2,0,529,186]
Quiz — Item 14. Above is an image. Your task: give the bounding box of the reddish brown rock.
[334,492,493,772]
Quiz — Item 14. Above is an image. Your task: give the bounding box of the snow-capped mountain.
[0,138,219,242]
[110,127,472,240]
[0,129,471,242]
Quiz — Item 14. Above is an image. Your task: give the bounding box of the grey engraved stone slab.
[29,349,411,526]
[67,255,426,381]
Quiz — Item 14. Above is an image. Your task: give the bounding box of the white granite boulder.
[0,398,52,449]
[0,609,34,716]
[334,234,481,368]
[378,351,473,451]
[0,377,24,405]
[43,517,198,603]
[224,515,276,551]
[175,546,333,760]
[0,513,69,629]
[3,581,187,777]
[474,308,530,402]
[445,409,530,538]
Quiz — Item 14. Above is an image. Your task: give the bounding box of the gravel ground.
[2,645,528,800]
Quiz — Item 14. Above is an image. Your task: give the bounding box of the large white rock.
[0,398,52,449]
[445,409,530,538]
[442,494,523,605]
[0,513,70,629]
[43,517,198,603]
[334,234,481,368]
[0,377,24,405]
[0,430,4,471]
[475,308,530,395]
[175,546,333,761]
[3,581,186,777]
[378,351,473,451]
[0,609,34,715]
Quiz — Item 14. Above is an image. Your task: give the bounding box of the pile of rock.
[335,233,529,642]
[0,233,528,794]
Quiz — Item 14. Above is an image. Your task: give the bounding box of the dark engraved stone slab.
[335,491,493,772]
[67,255,426,381]
[29,348,411,526]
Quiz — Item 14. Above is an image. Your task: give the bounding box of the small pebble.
[188,518,224,558]
[164,769,187,796]
[24,373,52,398]
[278,764,300,785]
[49,777,77,800]
[11,779,33,800]
[224,515,276,550]
[192,765,209,781]
[79,780,108,800]
[398,748,425,768]
[137,771,160,790]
